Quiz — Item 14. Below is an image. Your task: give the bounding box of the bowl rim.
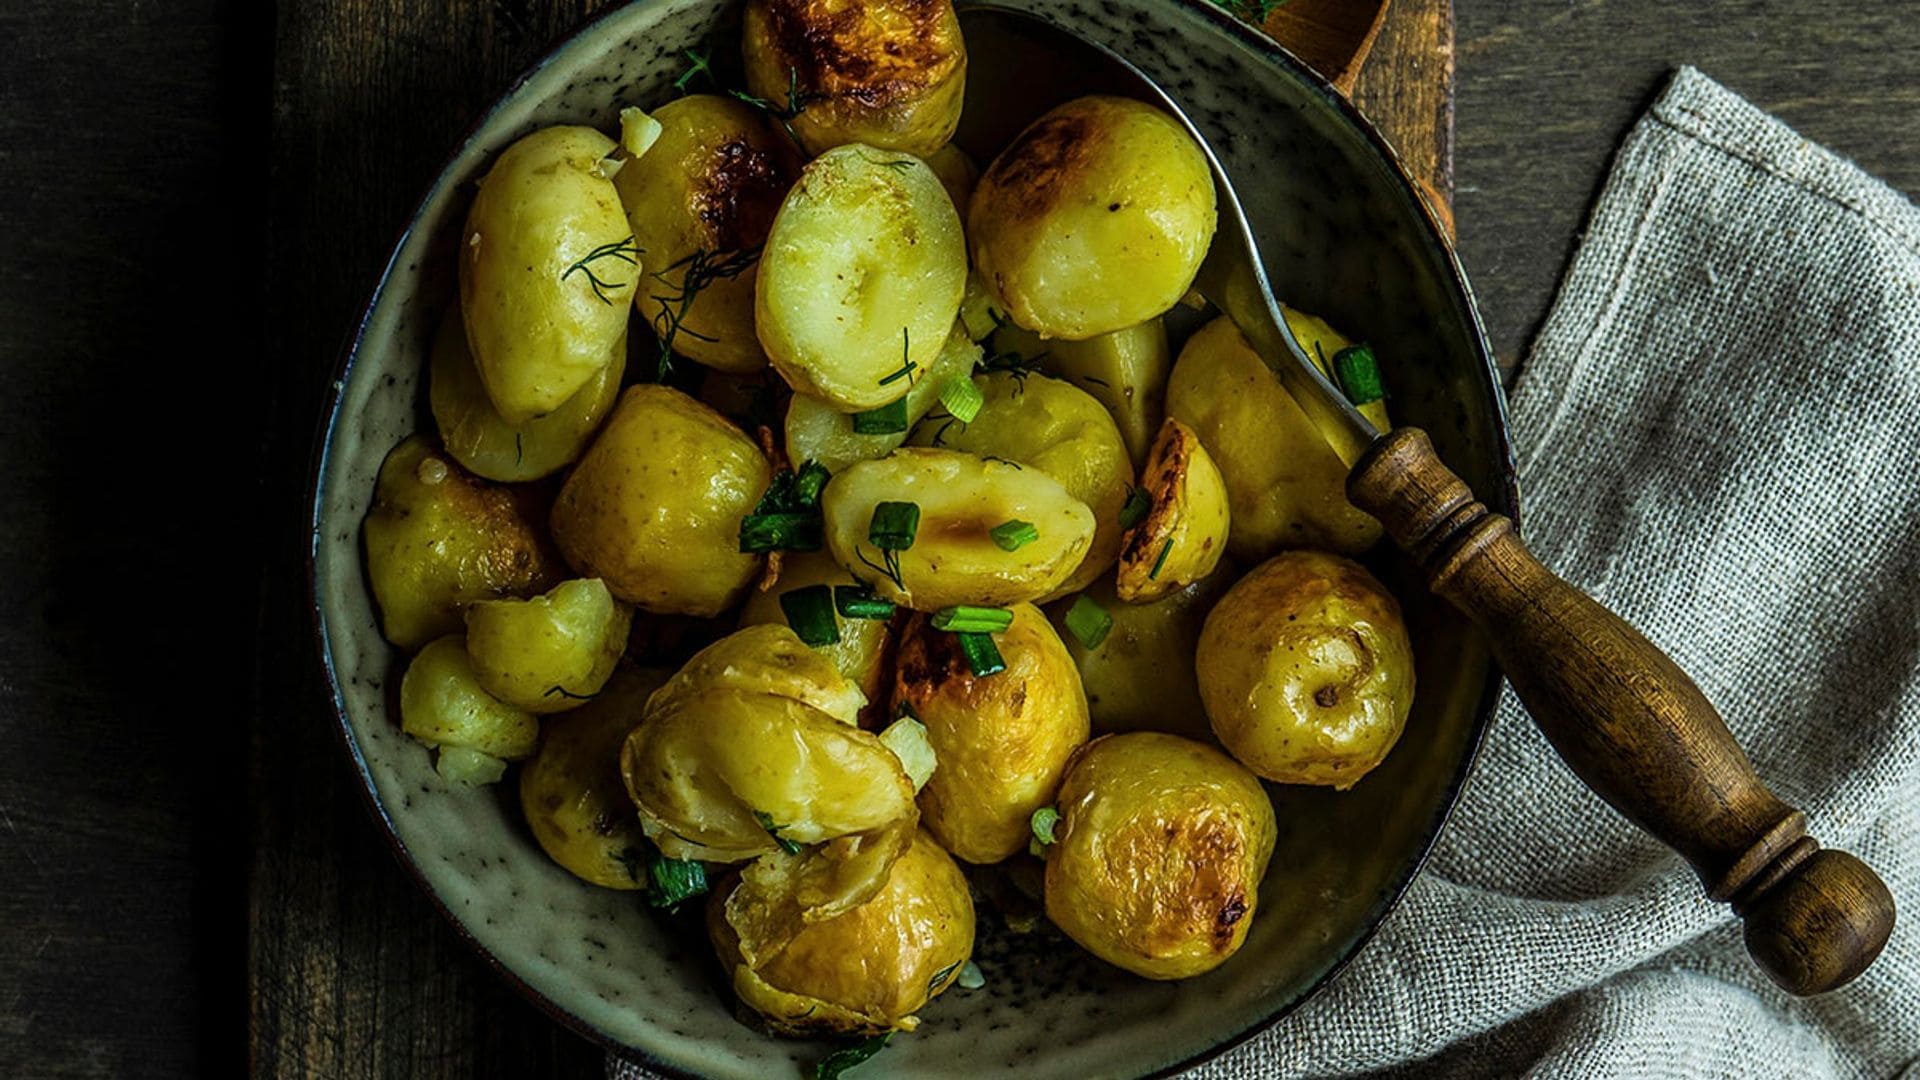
[303,1,1517,1076]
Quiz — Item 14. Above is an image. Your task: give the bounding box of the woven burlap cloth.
[612,67,1920,1079]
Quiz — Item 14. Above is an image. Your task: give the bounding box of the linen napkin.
[611,66,1920,1079]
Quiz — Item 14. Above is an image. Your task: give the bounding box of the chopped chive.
[792,461,830,507]
[834,585,896,620]
[851,398,908,434]
[1332,344,1384,406]
[739,512,823,553]
[1030,806,1060,846]
[1149,538,1174,580]
[938,375,984,423]
[956,632,1006,677]
[990,519,1038,551]
[753,810,803,855]
[779,585,840,646]
[645,853,709,910]
[814,1033,892,1080]
[1119,487,1152,529]
[931,605,1015,634]
[868,501,920,551]
[1063,594,1113,650]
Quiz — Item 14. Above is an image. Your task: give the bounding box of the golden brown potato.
[1115,418,1230,603]
[992,318,1170,468]
[1042,733,1275,979]
[970,96,1216,340]
[721,816,915,950]
[647,623,866,727]
[611,95,803,374]
[893,604,1089,863]
[821,448,1095,610]
[957,270,1010,342]
[709,829,974,1035]
[463,578,633,714]
[363,436,564,649]
[519,667,668,889]
[460,126,635,421]
[1167,315,1384,558]
[737,553,893,719]
[1196,551,1414,788]
[400,635,539,783]
[922,143,978,214]
[909,371,1132,599]
[783,323,980,473]
[741,0,967,157]
[1048,567,1233,741]
[550,385,770,615]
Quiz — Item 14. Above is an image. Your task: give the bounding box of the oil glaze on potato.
[550,385,770,616]
[784,323,979,473]
[738,553,894,715]
[1115,418,1230,602]
[647,623,867,728]
[363,435,564,649]
[742,0,967,157]
[893,604,1089,863]
[612,95,802,374]
[1168,316,1382,558]
[460,126,635,421]
[969,96,1216,340]
[1050,567,1232,740]
[401,635,539,772]
[1283,304,1391,431]
[519,667,668,889]
[709,829,974,1035]
[1043,733,1275,979]
[993,318,1170,467]
[756,145,967,411]
[1196,550,1415,788]
[429,309,624,483]
[822,449,1095,610]
[463,578,633,713]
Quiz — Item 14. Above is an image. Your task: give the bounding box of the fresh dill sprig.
[730,66,815,143]
[854,545,906,592]
[878,327,916,387]
[649,245,762,376]
[674,47,713,91]
[562,235,641,305]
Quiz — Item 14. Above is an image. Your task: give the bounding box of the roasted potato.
[363,436,563,649]
[519,667,668,888]
[612,95,803,374]
[550,385,770,615]
[922,143,978,214]
[957,270,1010,342]
[893,604,1089,863]
[460,126,635,421]
[647,623,866,727]
[909,371,1132,599]
[1042,733,1275,979]
[709,829,974,1035]
[821,448,1095,610]
[721,816,916,949]
[463,578,633,713]
[783,323,980,473]
[1196,551,1414,788]
[400,635,539,784]
[1167,315,1383,558]
[1115,418,1230,603]
[429,308,624,482]
[756,144,968,411]
[1049,566,1233,741]
[741,0,967,157]
[969,96,1216,340]
[738,553,893,717]
[991,318,1169,468]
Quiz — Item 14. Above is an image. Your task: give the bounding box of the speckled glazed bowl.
[309,1,1514,1076]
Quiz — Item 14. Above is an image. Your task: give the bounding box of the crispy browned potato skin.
[1115,417,1230,602]
[363,435,565,649]
[742,0,967,157]
[893,603,1089,863]
[1044,732,1275,980]
[708,829,974,1035]
[518,668,667,890]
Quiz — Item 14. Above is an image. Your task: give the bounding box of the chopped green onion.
[833,585,895,620]
[868,501,920,550]
[1030,806,1060,846]
[956,632,1006,677]
[792,461,830,507]
[739,511,823,553]
[989,519,1038,551]
[814,1033,892,1080]
[1149,538,1174,580]
[956,960,986,990]
[780,585,840,646]
[1119,487,1152,529]
[1063,594,1113,650]
[851,398,908,434]
[931,605,1015,634]
[646,853,709,910]
[753,810,803,855]
[1332,343,1384,406]
[938,375,985,423]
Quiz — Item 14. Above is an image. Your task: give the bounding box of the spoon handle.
[1347,427,1894,996]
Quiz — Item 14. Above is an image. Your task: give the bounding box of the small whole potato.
[647,623,867,728]
[709,829,974,1035]
[401,635,540,783]
[757,145,967,411]
[612,95,803,374]
[1048,566,1234,741]
[741,0,967,157]
[784,323,980,473]
[519,667,669,889]
[550,385,770,616]
[970,96,1217,340]
[993,317,1170,468]
[463,578,633,713]
[1115,418,1230,603]
[921,143,978,214]
[1196,551,1415,788]
[363,435,564,649]
[460,126,636,421]
[737,553,893,719]
[893,603,1089,863]
[1042,733,1275,979]
[429,308,624,482]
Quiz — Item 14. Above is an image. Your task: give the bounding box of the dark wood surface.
[0,1,1917,1078]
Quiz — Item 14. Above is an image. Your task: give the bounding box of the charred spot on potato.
[696,137,800,251]
[760,0,959,107]
[981,112,1101,220]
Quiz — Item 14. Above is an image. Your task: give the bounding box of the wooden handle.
[1348,428,1895,995]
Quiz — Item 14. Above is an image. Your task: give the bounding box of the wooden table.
[1,1,1916,1077]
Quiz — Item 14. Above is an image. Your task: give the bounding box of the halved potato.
[1048,568,1233,740]
[400,635,539,782]
[647,623,866,727]
[821,448,1095,610]
[784,323,980,473]
[991,318,1169,468]
[463,578,633,713]
[756,145,967,412]
[737,552,894,718]
[1115,418,1230,602]
[430,307,624,482]
[519,667,669,889]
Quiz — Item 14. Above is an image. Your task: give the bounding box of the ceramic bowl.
[308,1,1514,1076]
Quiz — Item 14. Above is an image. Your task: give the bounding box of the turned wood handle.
[1348,427,1895,995]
